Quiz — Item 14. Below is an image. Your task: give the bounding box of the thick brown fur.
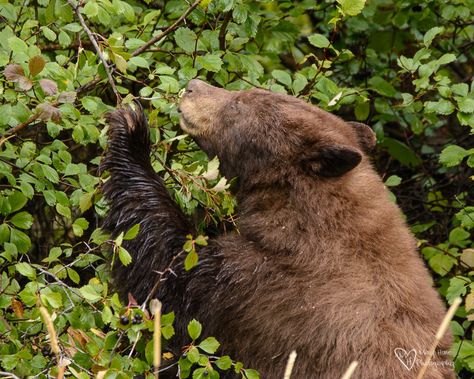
[101,81,455,378]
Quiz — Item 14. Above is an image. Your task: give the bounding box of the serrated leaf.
[29,56,46,76]
[384,175,402,187]
[184,250,198,271]
[243,369,260,379]
[10,228,31,253]
[16,262,35,278]
[437,53,456,65]
[439,145,468,167]
[129,56,149,68]
[215,356,232,370]
[424,100,455,115]
[42,26,56,41]
[124,224,140,240]
[118,246,132,266]
[449,227,470,246]
[198,337,220,354]
[58,91,77,104]
[196,54,222,72]
[80,284,102,302]
[37,103,61,122]
[337,0,366,16]
[368,76,397,97]
[457,98,474,113]
[308,33,330,48]
[429,254,455,276]
[187,319,202,340]
[39,79,58,96]
[272,70,292,87]
[423,26,444,47]
[10,211,33,229]
[174,27,197,54]
[4,64,25,81]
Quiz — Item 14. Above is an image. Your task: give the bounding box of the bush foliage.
[0,0,473,377]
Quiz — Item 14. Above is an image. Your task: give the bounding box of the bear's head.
[178,79,375,189]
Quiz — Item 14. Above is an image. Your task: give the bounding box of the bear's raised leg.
[100,106,192,303]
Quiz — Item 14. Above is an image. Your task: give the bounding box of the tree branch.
[131,0,203,57]
[66,0,121,104]
[0,77,102,143]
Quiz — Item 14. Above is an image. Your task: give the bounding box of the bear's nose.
[186,79,209,94]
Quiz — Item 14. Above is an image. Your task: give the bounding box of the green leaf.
[196,54,222,72]
[10,228,31,253]
[215,356,232,370]
[42,164,59,183]
[42,26,57,41]
[174,27,197,54]
[437,53,456,66]
[80,284,102,302]
[271,70,292,88]
[124,224,140,240]
[72,217,89,237]
[457,98,474,113]
[10,211,33,229]
[424,99,455,115]
[449,227,470,246]
[446,277,468,303]
[198,337,220,354]
[8,191,27,213]
[243,369,260,379]
[16,262,36,279]
[184,250,198,271]
[40,288,63,308]
[67,267,80,284]
[429,254,455,276]
[308,33,330,48]
[129,56,149,68]
[337,0,366,16]
[384,175,401,187]
[118,246,132,266]
[368,76,397,97]
[423,27,444,47]
[439,145,468,167]
[380,138,421,167]
[187,319,202,340]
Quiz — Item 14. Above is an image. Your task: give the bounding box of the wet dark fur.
[101,88,455,378]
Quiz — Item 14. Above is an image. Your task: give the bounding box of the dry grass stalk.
[340,361,359,379]
[151,299,163,379]
[39,306,60,356]
[416,296,462,379]
[283,350,297,379]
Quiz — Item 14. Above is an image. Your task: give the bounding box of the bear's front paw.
[106,104,151,156]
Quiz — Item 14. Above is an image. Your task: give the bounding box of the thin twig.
[0,76,102,143]
[218,11,232,51]
[0,372,21,379]
[131,0,203,57]
[415,297,462,379]
[340,361,358,379]
[66,0,121,104]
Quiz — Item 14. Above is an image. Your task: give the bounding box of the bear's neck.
[235,168,395,261]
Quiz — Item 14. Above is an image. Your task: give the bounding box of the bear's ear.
[301,144,362,177]
[347,121,376,153]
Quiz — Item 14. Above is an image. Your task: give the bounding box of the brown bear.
[101,79,455,379]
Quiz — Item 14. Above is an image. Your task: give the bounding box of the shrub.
[0,0,472,377]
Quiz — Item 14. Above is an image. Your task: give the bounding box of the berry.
[120,315,129,325]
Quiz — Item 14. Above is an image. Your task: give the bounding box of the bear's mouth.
[179,112,200,134]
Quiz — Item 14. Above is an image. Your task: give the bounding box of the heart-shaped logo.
[394,348,417,370]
